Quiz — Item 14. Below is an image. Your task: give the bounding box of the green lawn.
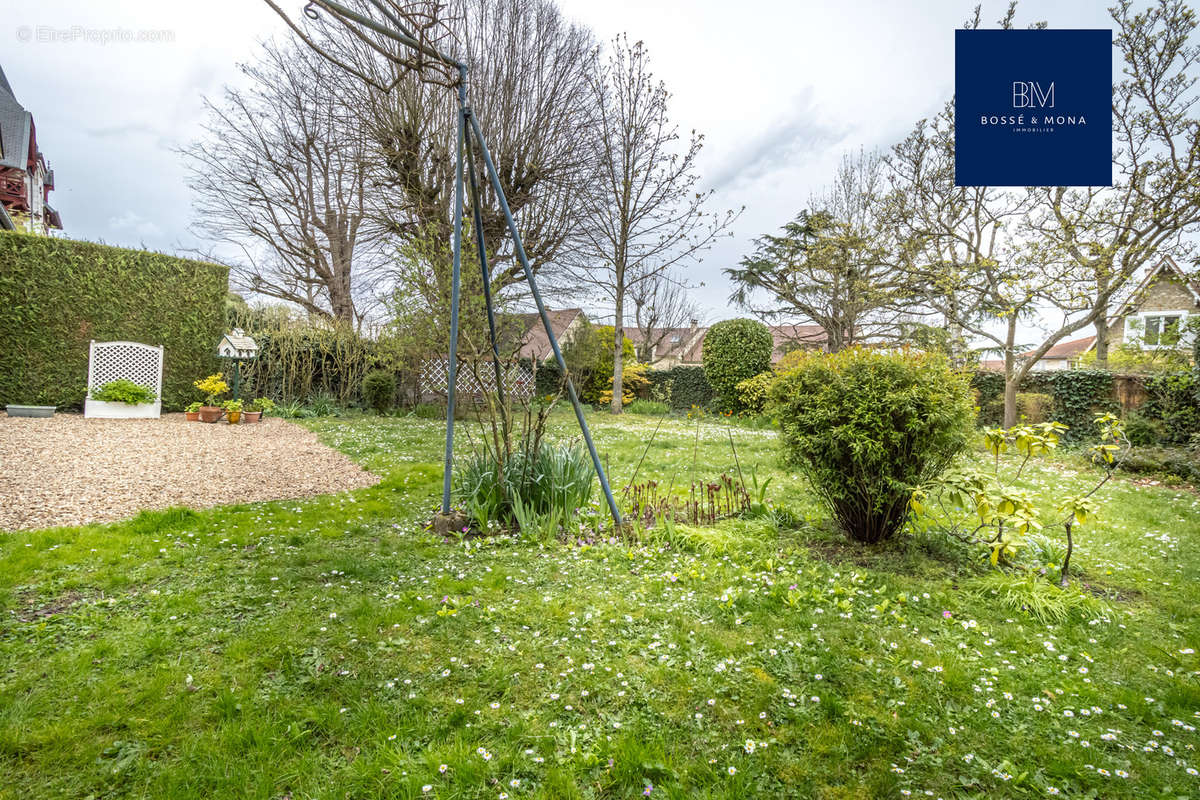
[2,410,1199,799]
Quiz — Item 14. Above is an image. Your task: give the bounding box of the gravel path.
[0,413,380,531]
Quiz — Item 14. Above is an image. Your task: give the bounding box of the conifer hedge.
[0,232,228,410]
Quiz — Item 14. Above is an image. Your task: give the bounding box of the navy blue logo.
[955,29,1112,187]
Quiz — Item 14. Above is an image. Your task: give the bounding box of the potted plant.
[85,379,159,419]
[244,397,275,424]
[185,402,202,422]
[223,398,244,424]
[194,374,228,423]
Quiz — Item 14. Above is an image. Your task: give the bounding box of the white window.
[670,334,681,344]
[1134,311,1189,348]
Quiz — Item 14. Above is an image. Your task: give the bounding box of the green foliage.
[971,572,1107,624]
[304,391,341,417]
[1143,371,1200,444]
[453,441,595,537]
[770,348,974,543]
[88,379,157,405]
[247,397,275,415]
[702,318,773,411]
[185,402,202,414]
[222,399,244,413]
[1123,411,1164,446]
[914,415,1130,587]
[361,369,396,413]
[646,365,713,409]
[971,368,1116,439]
[561,319,635,404]
[1118,446,1200,483]
[627,399,669,416]
[734,371,775,415]
[229,307,377,405]
[534,360,564,397]
[0,231,227,410]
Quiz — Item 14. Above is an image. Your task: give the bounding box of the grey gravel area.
[0,412,379,531]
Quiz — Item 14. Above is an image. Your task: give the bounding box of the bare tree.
[629,269,700,363]
[295,0,601,304]
[1027,0,1200,368]
[728,149,907,352]
[565,35,738,413]
[182,39,380,326]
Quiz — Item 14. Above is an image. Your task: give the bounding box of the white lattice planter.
[83,340,164,420]
[83,398,161,418]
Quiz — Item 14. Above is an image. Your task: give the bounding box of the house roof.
[1035,335,1096,360]
[770,324,827,361]
[0,64,32,172]
[516,307,582,360]
[626,325,702,361]
[1112,255,1200,318]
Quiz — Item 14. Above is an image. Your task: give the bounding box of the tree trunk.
[611,292,624,415]
[1002,317,1019,428]
[1094,268,1111,369]
[1003,374,1019,428]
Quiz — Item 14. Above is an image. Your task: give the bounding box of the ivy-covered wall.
[971,369,1123,440]
[0,232,229,410]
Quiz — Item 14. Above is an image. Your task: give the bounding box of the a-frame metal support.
[300,2,621,526]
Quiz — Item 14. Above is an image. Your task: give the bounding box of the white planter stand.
[83,399,161,419]
[83,340,164,420]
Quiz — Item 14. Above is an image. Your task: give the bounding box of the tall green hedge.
[646,365,714,409]
[0,232,228,410]
[702,318,773,410]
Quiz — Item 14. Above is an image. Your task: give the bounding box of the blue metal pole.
[440,69,467,514]
[464,133,507,411]
[464,109,623,527]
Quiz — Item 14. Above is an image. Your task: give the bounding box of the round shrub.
[769,348,975,544]
[361,369,396,413]
[703,318,772,410]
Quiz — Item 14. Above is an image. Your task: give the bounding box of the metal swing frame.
[297,0,623,526]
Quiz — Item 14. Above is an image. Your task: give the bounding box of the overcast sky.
[4,0,1117,325]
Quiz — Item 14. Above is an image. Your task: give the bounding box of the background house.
[0,64,61,235]
[1108,256,1200,350]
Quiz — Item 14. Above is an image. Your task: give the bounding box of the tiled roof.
[0,64,32,172]
[516,308,582,361]
[1033,336,1095,360]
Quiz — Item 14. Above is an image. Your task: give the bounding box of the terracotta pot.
[198,405,222,423]
[185,411,200,422]
[243,410,262,423]
[227,410,241,424]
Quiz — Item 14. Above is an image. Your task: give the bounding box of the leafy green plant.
[734,370,774,415]
[222,399,244,413]
[971,571,1107,624]
[702,318,772,411]
[453,441,595,537]
[185,401,202,414]
[275,399,309,419]
[627,399,669,416]
[770,348,974,544]
[361,369,396,413]
[89,379,157,405]
[247,397,275,414]
[305,391,339,417]
[912,414,1131,587]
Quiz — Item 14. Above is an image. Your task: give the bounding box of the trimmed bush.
[361,369,396,413]
[770,348,975,544]
[646,365,714,410]
[735,371,775,415]
[703,318,773,411]
[0,231,228,410]
[534,360,564,397]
